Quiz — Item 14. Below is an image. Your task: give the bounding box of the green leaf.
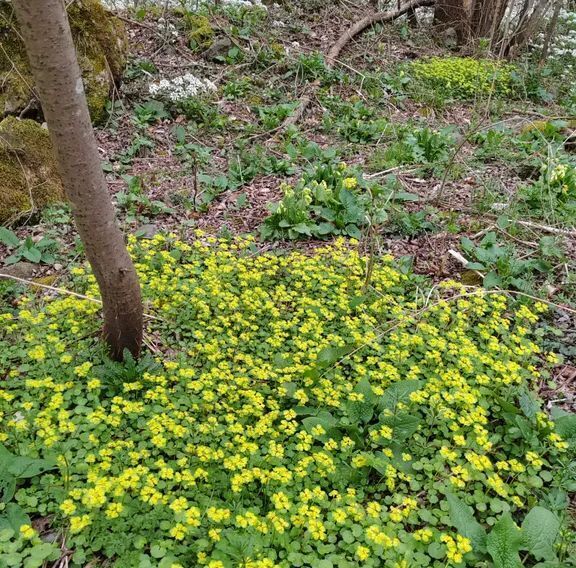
[5,457,56,479]
[0,503,30,532]
[150,544,166,559]
[518,388,539,420]
[483,271,502,288]
[521,506,560,561]
[292,223,313,236]
[486,513,522,568]
[345,401,374,424]
[345,224,362,239]
[393,191,420,202]
[316,222,336,235]
[446,493,487,553]
[553,413,576,445]
[303,412,341,440]
[21,247,42,263]
[427,542,445,559]
[0,472,16,503]
[379,380,423,410]
[315,345,353,368]
[0,227,19,248]
[380,413,421,440]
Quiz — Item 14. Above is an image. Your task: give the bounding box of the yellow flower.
[169,523,187,540]
[342,177,358,190]
[20,524,36,539]
[356,545,370,561]
[60,499,77,515]
[70,514,92,533]
[105,502,124,519]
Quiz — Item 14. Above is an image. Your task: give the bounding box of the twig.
[365,165,417,179]
[515,220,576,237]
[0,273,163,321]
[278,0,436,130]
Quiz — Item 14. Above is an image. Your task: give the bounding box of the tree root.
[279,0,436,130]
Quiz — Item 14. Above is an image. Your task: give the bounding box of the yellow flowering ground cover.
[0,234,573,567]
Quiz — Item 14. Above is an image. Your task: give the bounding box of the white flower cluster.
[148,73,217,102]
[219,0,267,8]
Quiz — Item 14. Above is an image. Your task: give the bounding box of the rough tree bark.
[540,0,562,63]
[433,0,471,42]
[434,0,510,45]
[12,0,143,361]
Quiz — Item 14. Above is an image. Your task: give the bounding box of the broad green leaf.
[345,224,362,239]
[0,503,30,532]
[303,412,341,440]
[486,513,522,568]
[316,222,335,235]
[0,227,19,248]
[483,271,502,288]
[446,493,487,553]
[518,388,539,420]
[345,401,374,425]
[21,246,42,263]
[315,345,353,368]
[380,413,421,440]
[521,506,560,561]
[379,380,423,410]
[354,377,377,403]
[6,456,56,479]
[0,472,16,503]
[553,413,576,446]
[292,223,313,236]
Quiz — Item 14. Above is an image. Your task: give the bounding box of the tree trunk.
[433,0,471,43]
[435,0,512,45]
[503,0,552,56]
[12,0,143,361]
[540,0,562,63]
[471,0,507,38]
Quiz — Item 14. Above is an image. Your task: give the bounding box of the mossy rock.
[0,116,64,223]
[186,14,214,50]
[0,0,127,124]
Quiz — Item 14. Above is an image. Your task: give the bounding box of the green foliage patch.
[261,162,390,240]
[0,236,575,567]
[410,57,514,100]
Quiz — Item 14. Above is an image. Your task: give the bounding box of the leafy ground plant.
[0,228,59,266]
[409,57,515,100]
[0,234,574,567]
[261,162,389,240]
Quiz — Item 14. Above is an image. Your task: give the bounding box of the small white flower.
[148,73,217,102]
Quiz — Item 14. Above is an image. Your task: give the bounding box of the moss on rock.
[186,14,214,50]
[0,0,127,124]
[0,116,64,223]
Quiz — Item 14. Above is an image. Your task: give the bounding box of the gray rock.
[202,37,232,61]
[136,224,158,239]
[0,261,36,279]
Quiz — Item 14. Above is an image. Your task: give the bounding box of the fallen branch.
[280,0,436,130]
[0,273,162,321]
[515,220,576,238]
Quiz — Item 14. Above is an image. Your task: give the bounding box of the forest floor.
[1,3,576,566]
[4,1,575,401]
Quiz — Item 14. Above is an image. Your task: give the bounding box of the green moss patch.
[0,116,63,223]
[0,0,127,124]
